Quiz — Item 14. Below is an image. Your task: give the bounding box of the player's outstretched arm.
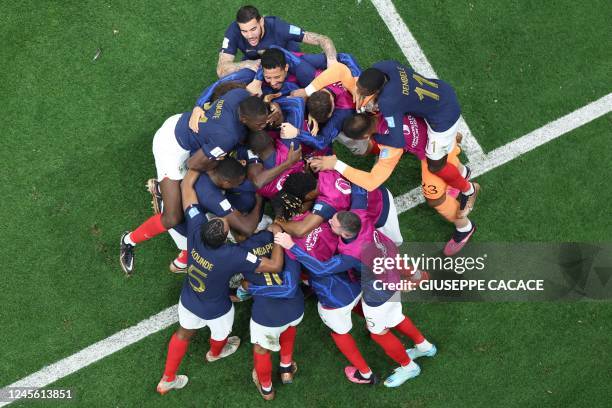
[216,52,261,78]
[275,213,324,238]
[255,239,284,274]
[226,194,264,236]
[181,169,200,210]
[302,31,337,65]
[187,150,220,172]
[248,144,302,189]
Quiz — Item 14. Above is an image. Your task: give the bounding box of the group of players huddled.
[119,5,480,400]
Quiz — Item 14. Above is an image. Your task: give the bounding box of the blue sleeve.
[337,53,362,77]
[350,185,368,210]
[380,111,407,149]
[246,265,299,298]
[311,201,337,220]
[290,246,360,276]
[299,53,327,70]
[274,18,305,43]
[276,96,305,128]
[194,176,233,217]
[220,23,240,55]
[195,69,255,107]
[255,66,264,81]
[184,205,206,238]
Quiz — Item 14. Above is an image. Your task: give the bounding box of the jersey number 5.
[188,265,208,292]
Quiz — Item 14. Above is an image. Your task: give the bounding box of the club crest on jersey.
[335,178,351,194]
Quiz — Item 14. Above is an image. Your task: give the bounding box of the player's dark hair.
[342,112,376,140]
[247,130,273,154]
[261,48,286,70]
[215,157,246,182]
[201,218,227,248]
[236,5,261,23]
[238,96,268,120]
[211,81,246,102]
[337,211,361,237]
[307,90,333,123]
[357,68,386,95]
[282,172,317,201]
[271,191,303,220]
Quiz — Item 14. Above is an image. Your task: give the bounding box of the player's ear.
[284,64,289,72]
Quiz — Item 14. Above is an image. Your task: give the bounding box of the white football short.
[178,300,235,341]
[425,117,460,160]
[362,292,405,335]
[376,189,403,247]
[250,314,304,352]
[152,114,190,181]
[317,293,362,335]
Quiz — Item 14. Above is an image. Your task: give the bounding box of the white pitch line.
[394,92,612,213]
[370,0,486,162]
[0,306,178,408]
[2,93,610,407]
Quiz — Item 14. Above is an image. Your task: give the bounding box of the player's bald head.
[239,96,268,130]
[357,68,386,95]
[247,130,273,154]
[343,112,376,140]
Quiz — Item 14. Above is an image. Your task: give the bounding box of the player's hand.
[290,88,308,99]
[263,92,281,104]
[267,223,283,234]
[267,102,283,127]
[280,122,299,139]
[286,142,302,165]
[245,59,261,72]
[246,79,262,97]
[307,114,319,136]
[309,155,337,172]
[189,106,205,133]
[274,232,295,249]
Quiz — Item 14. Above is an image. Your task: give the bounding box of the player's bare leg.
[157,326,195,395]
[427,154,479,218]
[120,178,184,275]
[426,193,476,257]
[252,344,276,400]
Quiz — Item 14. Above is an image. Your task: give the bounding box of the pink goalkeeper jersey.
[286,211,339,261]
[257,139,305,198]
[376,114,428,160]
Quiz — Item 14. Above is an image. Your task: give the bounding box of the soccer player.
[275,171,403,246]
[246,47,319,97]
[275,208,437,388]
[246,130,305,198]
[352,61,480,218]
[339,112,476,254]
[156,169,284,395]
[119,88,267,275]
[217,5,337,77]
[238,228,304,400]
[270,192,378,385]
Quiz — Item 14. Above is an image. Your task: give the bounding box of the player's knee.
[426,195,446,208]
[176,327,195,341]
[427,156,447,173]
[369,328,388,337]
[161,210,184,228]
[253,344,268,354]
